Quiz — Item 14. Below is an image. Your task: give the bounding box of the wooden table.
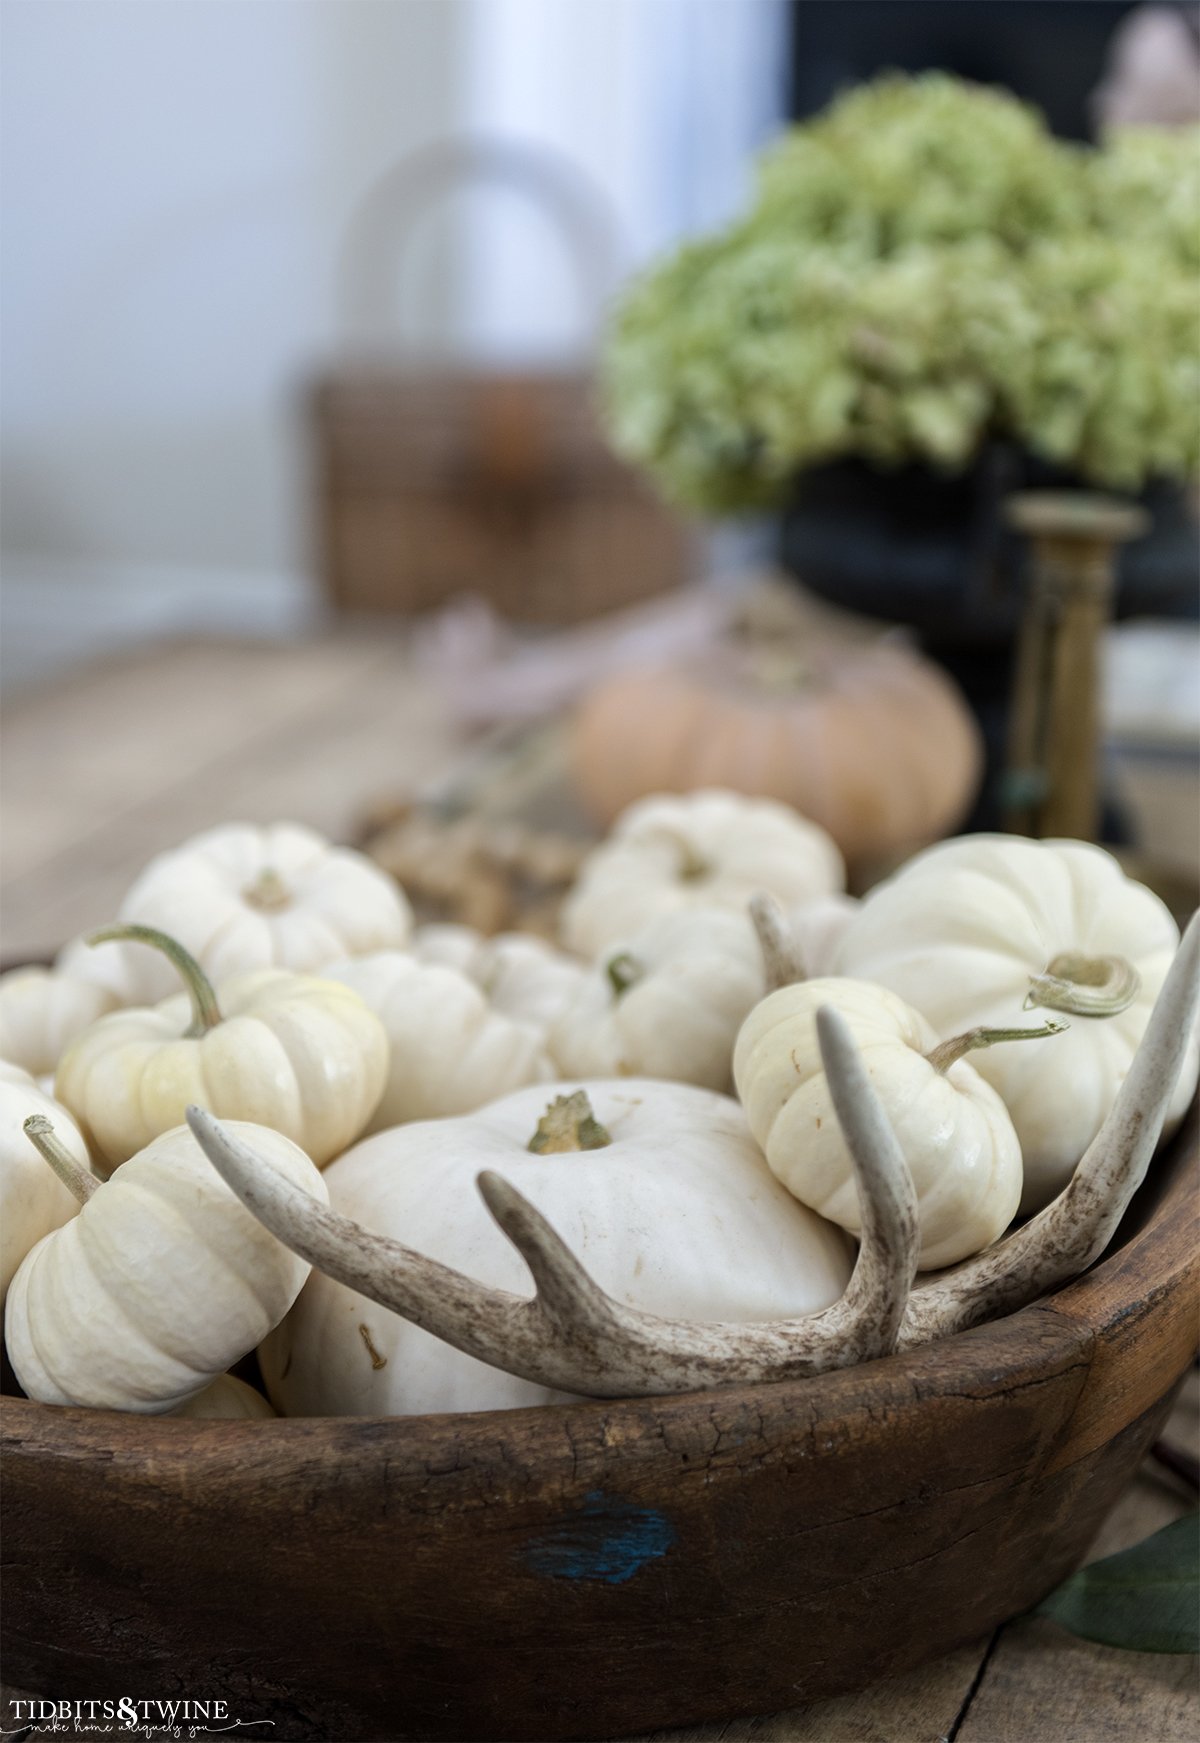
[2,633,1197,1743]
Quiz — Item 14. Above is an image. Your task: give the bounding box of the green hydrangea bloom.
[601,74,1200,507]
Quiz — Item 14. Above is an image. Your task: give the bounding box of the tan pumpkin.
[569,641,982,864]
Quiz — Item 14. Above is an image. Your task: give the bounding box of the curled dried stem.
[902,910,1199,1347]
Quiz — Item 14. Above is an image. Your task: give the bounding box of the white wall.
[1,0,467,587]
[0,0,785,681]
[459,0,788,360]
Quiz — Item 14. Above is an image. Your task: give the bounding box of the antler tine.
[474,1168,623,1337]
[814,1005,920,1355]
[749,891,807,990]
[902,910,1200,1348]
[185,1106,536,1365]
[188,1041,922,1400]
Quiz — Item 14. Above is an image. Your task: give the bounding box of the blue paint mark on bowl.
[524,1490,677,1585]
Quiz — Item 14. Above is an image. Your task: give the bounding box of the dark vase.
[778,446,1199,829]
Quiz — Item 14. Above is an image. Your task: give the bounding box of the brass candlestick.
[1003,491,1149,842]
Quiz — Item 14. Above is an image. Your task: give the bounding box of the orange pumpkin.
[569,640,983,865]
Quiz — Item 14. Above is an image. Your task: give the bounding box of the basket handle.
[336,134,623,353]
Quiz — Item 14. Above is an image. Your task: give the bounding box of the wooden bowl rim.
[5,1103,1196,1471]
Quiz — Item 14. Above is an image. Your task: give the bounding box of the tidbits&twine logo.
[4,1698,273,1737]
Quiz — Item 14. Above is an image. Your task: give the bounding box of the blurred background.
[2,0,1198,949]
[1,0,788,679]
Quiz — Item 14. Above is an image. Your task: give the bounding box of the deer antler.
[749,892,807,991]
[187,914,1196,1397]
[901,909,1200,1347]
[186,1005,919,1398]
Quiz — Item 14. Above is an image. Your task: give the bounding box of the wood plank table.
[2,633,1196,1743]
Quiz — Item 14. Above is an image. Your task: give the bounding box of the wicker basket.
[312,140,690,622]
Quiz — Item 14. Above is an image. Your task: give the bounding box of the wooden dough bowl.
[3,1108,1196,1743]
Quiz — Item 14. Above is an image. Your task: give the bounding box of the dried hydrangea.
[602,74,1200,508]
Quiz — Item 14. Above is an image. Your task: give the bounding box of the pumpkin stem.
[1024,952,1140,1019]
[88,923,222,1037]
[926,1019,1068,1076]
[23,1114,98,1203]
[649,828,710,882]
[243,867,292,912]
[528,1091,612,1154]
[606,952,643,998]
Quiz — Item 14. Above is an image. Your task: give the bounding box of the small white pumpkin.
[259,1081,853,1418]
[0,968,120,1077]
[549,906,765,1091]
[170,1374,276,1419]
[411,925,587,1029]
[55,926,387,1171]
[408,923,482,975]
[833,835,1199,1211]
[55,932,153,1009]
[784,894,861,980]
[560,789,845,959]
[324,952,555,1132]
[0,1062,88,1303]
[733,979,1062,1269]
[6,1118,327,1412]
[86,820,413,1005]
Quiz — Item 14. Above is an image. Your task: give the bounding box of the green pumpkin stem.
[1024,952,1141,1019]
[606,952,643,998]
[243,867,291,912]
[925,1018,1068,1076]
[88,923,222,1037]
[528,1091,612,1154]
[23,1114,99,1203]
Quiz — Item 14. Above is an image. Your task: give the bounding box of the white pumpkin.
[323,952,555,1132]
[259,1080,853,1417]
[733,979,1046,1269]
[5,1119,327,1413]
[560,789,845,959]
[0,1062,88,1303]
[55,932,153,1009]
[833,835,1199,1211]
[0,968,120,1077]
[549,906,765,1091]
[408,923,482,975]
[83,821,413,1005]
[55,927,387,1171]
[783,894,861,980]
[170,1374,275,1419]
[411,925,587,1029]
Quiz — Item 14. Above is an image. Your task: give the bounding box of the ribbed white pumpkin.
[259,1080,853,1418]
[833,835,1198,1211]
[55,959,388,1172]
[323,953,555,1131]
[78,821,413,1005]
[6,1120,327,1413]
[411,926,587,1030]
[171,1374,276,1419]
[56,932,154,1008]
[0,1062,88,1303]
[560,790,845,959]
[0,969,120,1078]
[408,924,482,975]
[549,907,764,1091]
[784,895,861,980]
[733,979,1028,1269]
